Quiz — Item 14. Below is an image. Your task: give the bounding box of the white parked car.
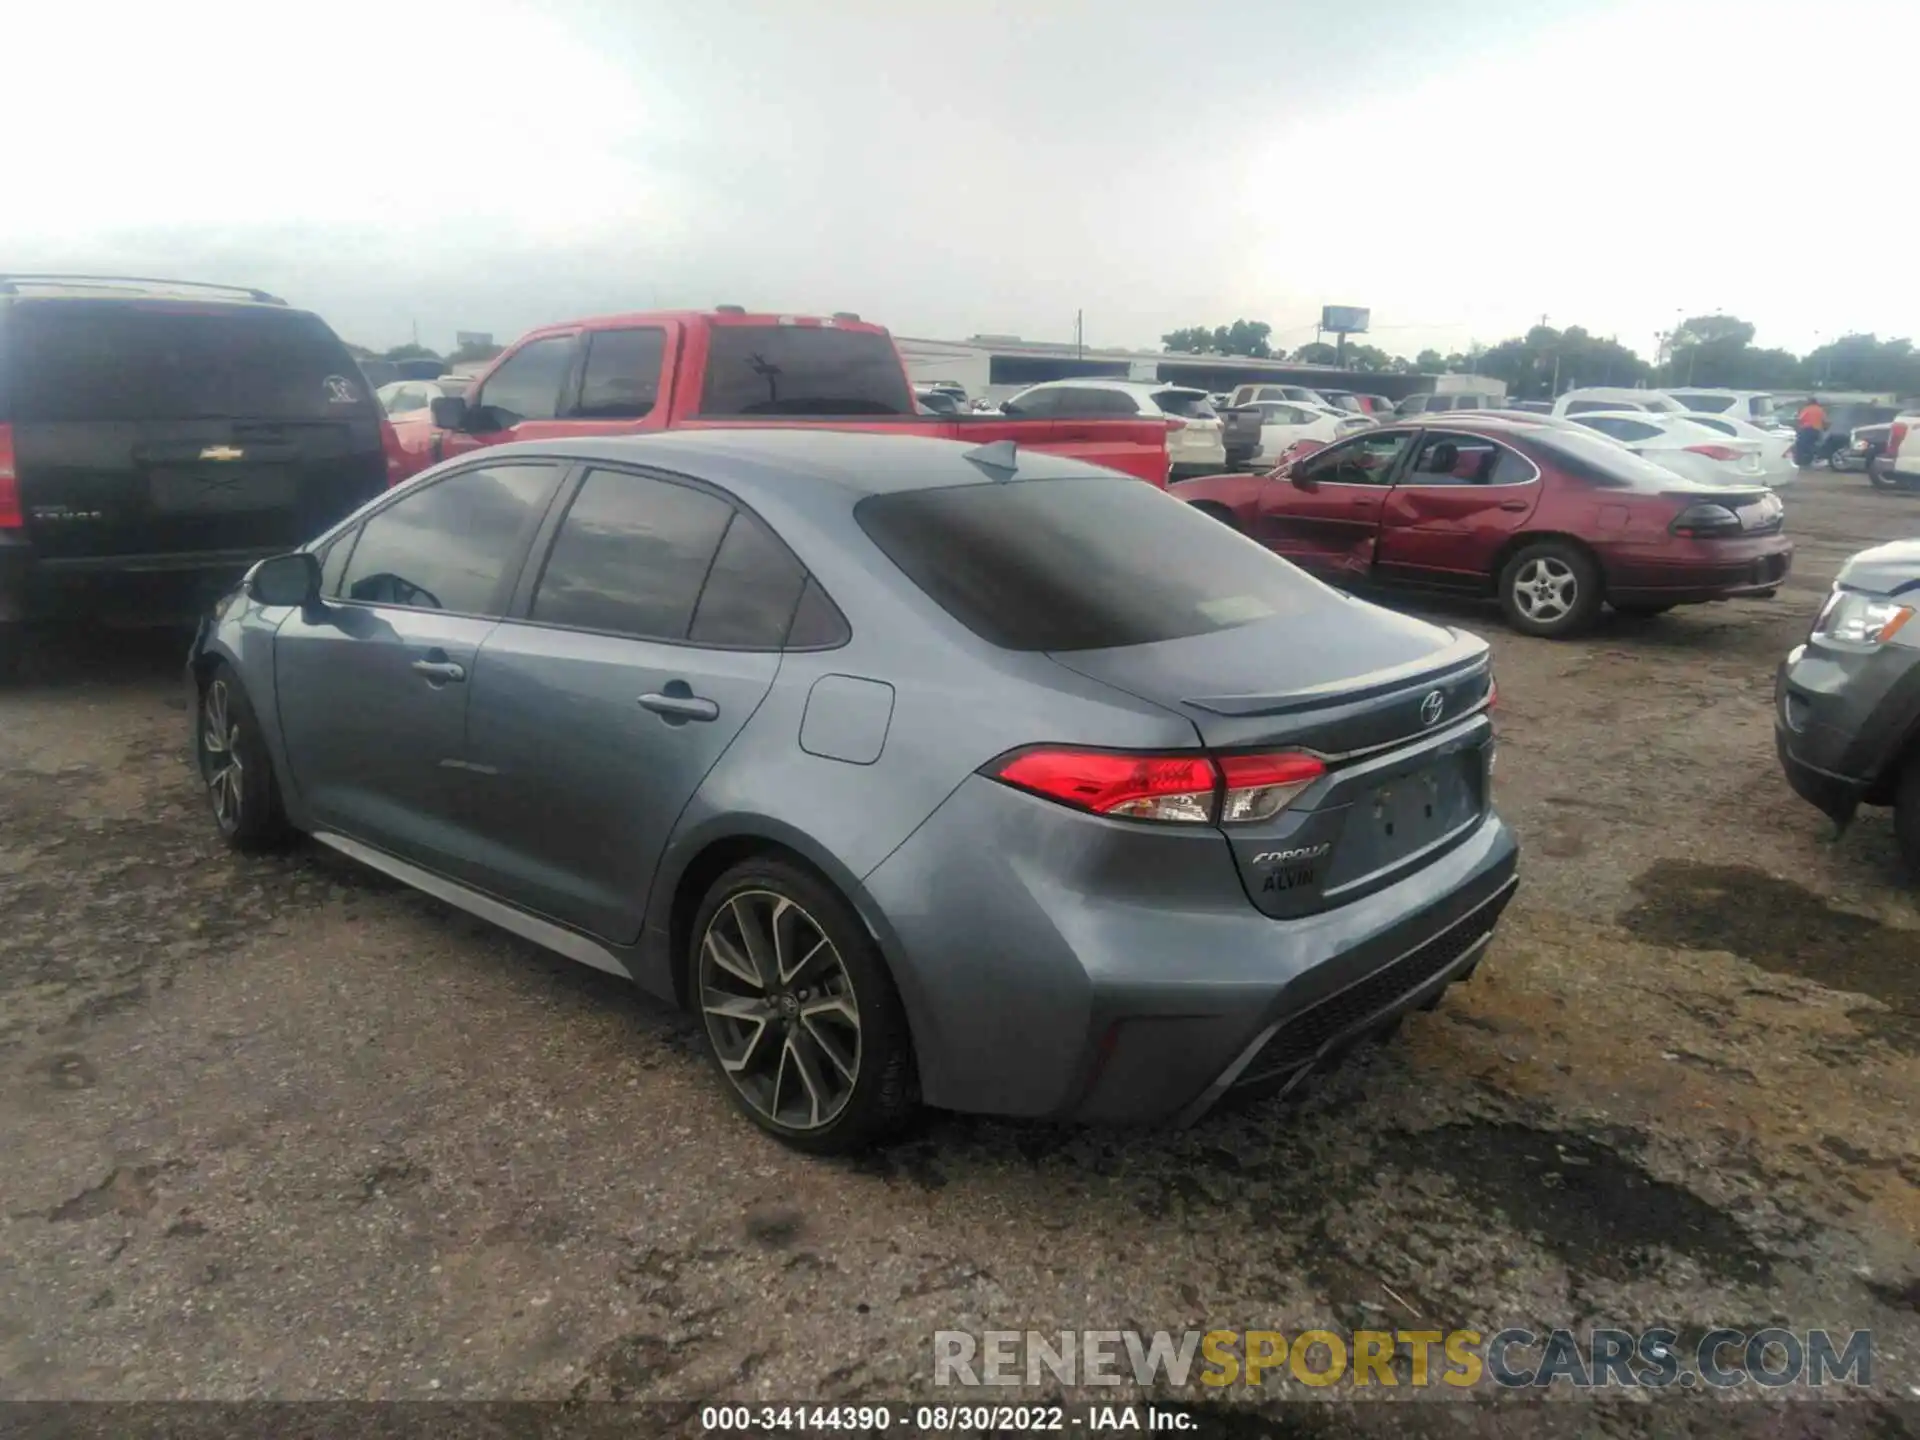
[1000,379,1227,475]
[1566,410,1773,487]
[1244,400,1373,463]
[1884,412,1920,487]
[1228,382,1332,408]
[1670,411,1798,485]
[1394,392,1503,416]
[1552,387,1685,417]
[376,378,469,416]
[1664,389,1786,431]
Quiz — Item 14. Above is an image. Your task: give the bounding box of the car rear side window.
[7,303,372,422]
[574,328,665,419]
[699,325,912,417]
[341,463,561,614]
[856,478,1335,652]
[688,510,809,648]
[532,469,733,640]
[478,335,575,425]
[1151,390,1215,419]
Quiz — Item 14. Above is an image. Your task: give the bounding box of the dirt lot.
[1,469,1916,1433]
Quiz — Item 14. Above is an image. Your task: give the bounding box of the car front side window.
[339,463,562,615]
[1294,430,1413,486]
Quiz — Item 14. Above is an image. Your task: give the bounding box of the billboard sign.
[454,331,494,349]
[1320,306,1370,334]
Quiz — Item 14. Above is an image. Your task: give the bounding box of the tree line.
[1162,317,1920,399]
[344,339,505,365]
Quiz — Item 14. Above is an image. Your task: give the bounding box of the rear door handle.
[410,658,466,684]
[639,691,720,723]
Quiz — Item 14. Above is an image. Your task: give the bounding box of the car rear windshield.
[1151,389,1216,419]
[1529,429,1699,489]
[6,302,373,422]
[855,477,1331,652]
[699,324,913,417]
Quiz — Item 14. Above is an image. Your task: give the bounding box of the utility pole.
[1074,310,1083,360]
[411,318,419,349]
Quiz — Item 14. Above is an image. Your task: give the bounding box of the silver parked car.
[188,430,1519,1151]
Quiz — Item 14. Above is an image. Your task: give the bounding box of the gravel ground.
[0,469,1916,1434]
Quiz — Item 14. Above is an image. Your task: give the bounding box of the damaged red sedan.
[1169,416,1793,638]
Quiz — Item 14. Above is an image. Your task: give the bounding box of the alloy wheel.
[699,890,861,1132]
[1511,556,1577,624]
[200,679,245,832]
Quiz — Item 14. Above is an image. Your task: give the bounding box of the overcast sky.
[5,0,1910,361]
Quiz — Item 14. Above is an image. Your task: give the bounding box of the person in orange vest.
[1794,397,1828,469]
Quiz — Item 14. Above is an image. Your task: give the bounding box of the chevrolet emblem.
[199,445,245,462]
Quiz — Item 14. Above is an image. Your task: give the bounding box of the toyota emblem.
[1419,690,1446,727]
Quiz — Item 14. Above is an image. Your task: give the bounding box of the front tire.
[690,858,916,1153]
[196,663,291,852]
[1498,541,1603,638]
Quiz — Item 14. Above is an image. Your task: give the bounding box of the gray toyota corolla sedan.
[188,429,1518,1152]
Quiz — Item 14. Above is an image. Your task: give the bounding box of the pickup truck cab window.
[575,328,666,420]
[699,324,911,417]
[477,335,576,426]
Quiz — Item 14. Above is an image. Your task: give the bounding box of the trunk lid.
[1049,607,1495,918]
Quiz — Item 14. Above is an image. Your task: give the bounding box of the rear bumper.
[1606,537,1793,604]
[861,774,1520,1124]
[0,535,274,624]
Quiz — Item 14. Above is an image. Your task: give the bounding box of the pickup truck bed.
[391,311,1171,486]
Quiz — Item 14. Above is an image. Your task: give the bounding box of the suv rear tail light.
[1669,501,1743,538]
[1164,416,1188,432]
[1891,422,1909,460]
[1683,444,1743,462]
[990,746,1325,825]
[0,424,20,529]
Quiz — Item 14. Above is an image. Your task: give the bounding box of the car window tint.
[1490,447,1538,484]
[787,577,852,648]
[857,478,1337,652]
[1399,395,1429,413]
[532,469,732,640]
[688,510,809,648]
[699,324,912,417]
[575,328,665,419]
[319,526,357,596]
[1686,416,1737,436]
[1152,390,1215,419]
[1005,388,1057,417]
[1296,429,1412,485]
[1408,433,1500,484]
[478,336,574,424]
[1565,401,1617,415]
[342,463,560,614]
[8,304,372,422]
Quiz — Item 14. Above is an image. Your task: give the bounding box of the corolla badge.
[1419,690,1446,727]
[1251,844,1331,866]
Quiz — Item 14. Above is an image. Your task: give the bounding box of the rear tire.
[1498,540,1603,638]
[689,858,917,1153]
[196,663,292,852]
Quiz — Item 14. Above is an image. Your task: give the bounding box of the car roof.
[1024,378,1200,394]
[458,427,1120,502]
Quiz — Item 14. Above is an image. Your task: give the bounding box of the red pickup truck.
[389,309,1171,485]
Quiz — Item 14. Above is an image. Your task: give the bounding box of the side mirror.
[245,552,322,608]
[1289,470,1317,489]
[429,394,471,431]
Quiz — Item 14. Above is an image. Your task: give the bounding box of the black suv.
[0,275,391,676]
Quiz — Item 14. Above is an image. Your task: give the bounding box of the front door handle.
[411,658,467,684]
[1498,500,1529,512]
[639,691,720,723]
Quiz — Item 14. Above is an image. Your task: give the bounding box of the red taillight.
[1891,422,1909,460]
[1684,444,1742,462]
[990,746,1324,825]
[0,424,20,529]
[1164,416,1188,432]
[1217,751,1327,823]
